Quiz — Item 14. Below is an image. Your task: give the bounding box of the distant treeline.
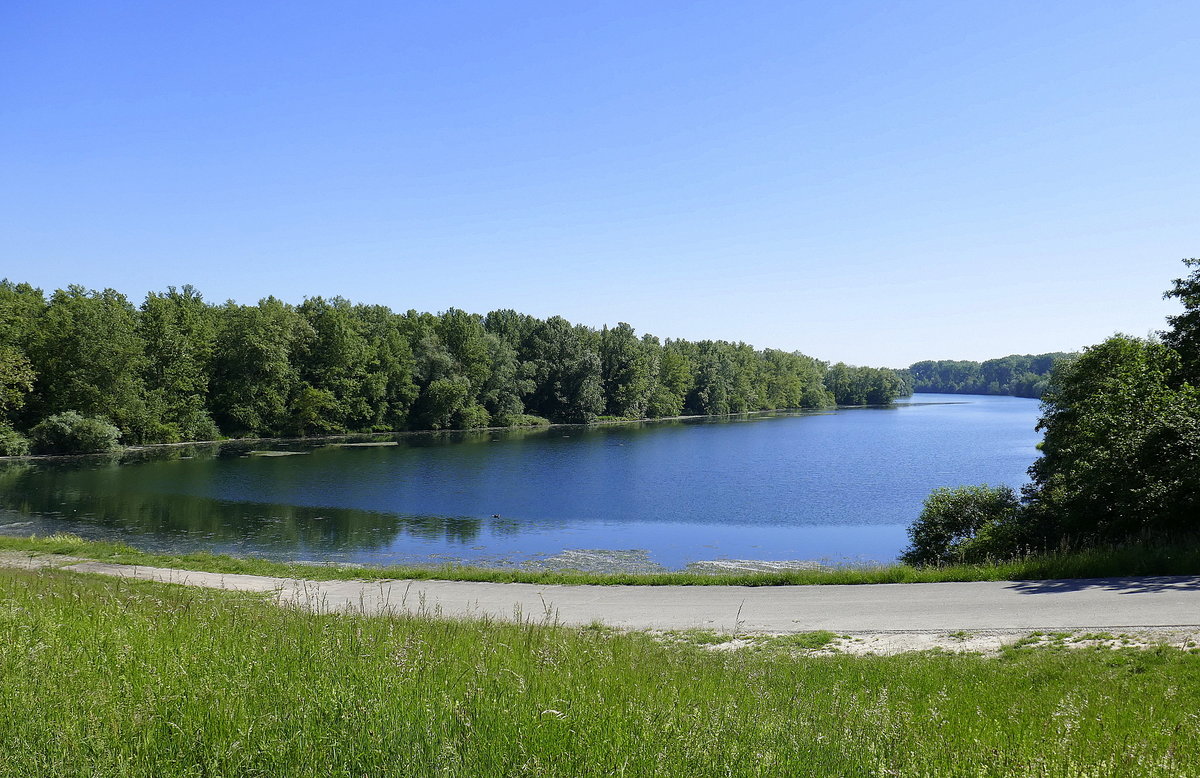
[907,353,1075,398]
[0,281,912,452]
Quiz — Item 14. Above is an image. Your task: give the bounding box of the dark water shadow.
[1006,576,1200,595]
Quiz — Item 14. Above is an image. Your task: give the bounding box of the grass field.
[3,532,1200,587]
[1,566,1198,776]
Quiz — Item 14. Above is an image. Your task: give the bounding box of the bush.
[494,413,551,427]
[185,411,222,442]
[0,425,30,456]
[453,403,491,430]
[901,485,1023,566]
[30,412,122,455]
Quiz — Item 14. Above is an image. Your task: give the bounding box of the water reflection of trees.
[0,416,767,557]
[0,460,486,551]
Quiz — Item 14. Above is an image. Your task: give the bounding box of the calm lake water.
[0,393,1041,571]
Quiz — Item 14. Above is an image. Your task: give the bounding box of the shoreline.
[1,534,1197,588]
[0,404,847,462]
[0,393,999,462]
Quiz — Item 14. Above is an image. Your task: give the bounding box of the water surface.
[0,393,1041,570]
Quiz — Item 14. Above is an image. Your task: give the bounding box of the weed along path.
[6,552,1200,634]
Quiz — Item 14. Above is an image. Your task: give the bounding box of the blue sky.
[2,1,1196,367]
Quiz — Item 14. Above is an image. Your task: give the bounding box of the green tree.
[901,485,1023,566]
[294,297,376,434]
[210,298,312,436]
[1026,335,1200,543]
[0,347,35,424]
[0,281,45,428]
[522,317,604,423]
[687,342,733,416]
[477,332,531,425]
[140,285,218,441]
[1163,257,1200,383]
[646,338,693,417]
[29,286,149,440]
[600,323,651,418]
[354,304,418,430]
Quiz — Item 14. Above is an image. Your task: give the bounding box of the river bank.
[0,404,854,462]
[4,533,1200,588]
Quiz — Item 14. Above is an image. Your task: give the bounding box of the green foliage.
[139,285,219,442]
[908,353,1073,398]
[28,286,149,440]
[497,413,551,427]
[455,402,491,430]
[209,297,311,436]
[1026,335,1200,543]
[823,362,910,405]
[520,316,606,423]
[910,259,1200,564]
[600,322,651,418]
[646,338,694,416]
[1,280,905,446]
[901,485,1023,565]
[2,568,1199,776]
[1162,256,1200,383]
[0,346,35,421]
[354,303,419,430]
[0,425,30,456]
[29,411,121,454]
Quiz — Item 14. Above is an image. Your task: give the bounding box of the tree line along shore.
[0,279,1080,458]
[0,280,922,455]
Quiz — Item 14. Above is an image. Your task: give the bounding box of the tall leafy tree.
[0,281,44,428]
[209,297,312,436]
[140,285,218,441]
[477,332,531,424]
[294,296,375,434]
[688,342,734,416]
[646,339,694,417]
[1026,335,1200,543]
[29,286,148,440]
[1163,257,1200,383]
[600,323,651,418]
[522,316,604,423]
[354,304,418,430]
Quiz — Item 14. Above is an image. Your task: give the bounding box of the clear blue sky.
[2,1,1196,367]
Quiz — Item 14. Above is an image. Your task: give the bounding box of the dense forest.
[907,352,1075,398]
[0,282,911,454]
[904,258,1200,565]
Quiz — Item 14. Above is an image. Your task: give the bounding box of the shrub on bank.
[901,484,1024,566]
[29,411,122,455]
[497,413,551,427]
[0,425,30,456]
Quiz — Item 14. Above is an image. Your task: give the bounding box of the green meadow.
[1,566,1197,777]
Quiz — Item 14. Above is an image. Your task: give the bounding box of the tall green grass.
[3,532,1200,586]
[0,567,1197,776]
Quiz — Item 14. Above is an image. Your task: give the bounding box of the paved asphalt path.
[15,557,1198,633]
